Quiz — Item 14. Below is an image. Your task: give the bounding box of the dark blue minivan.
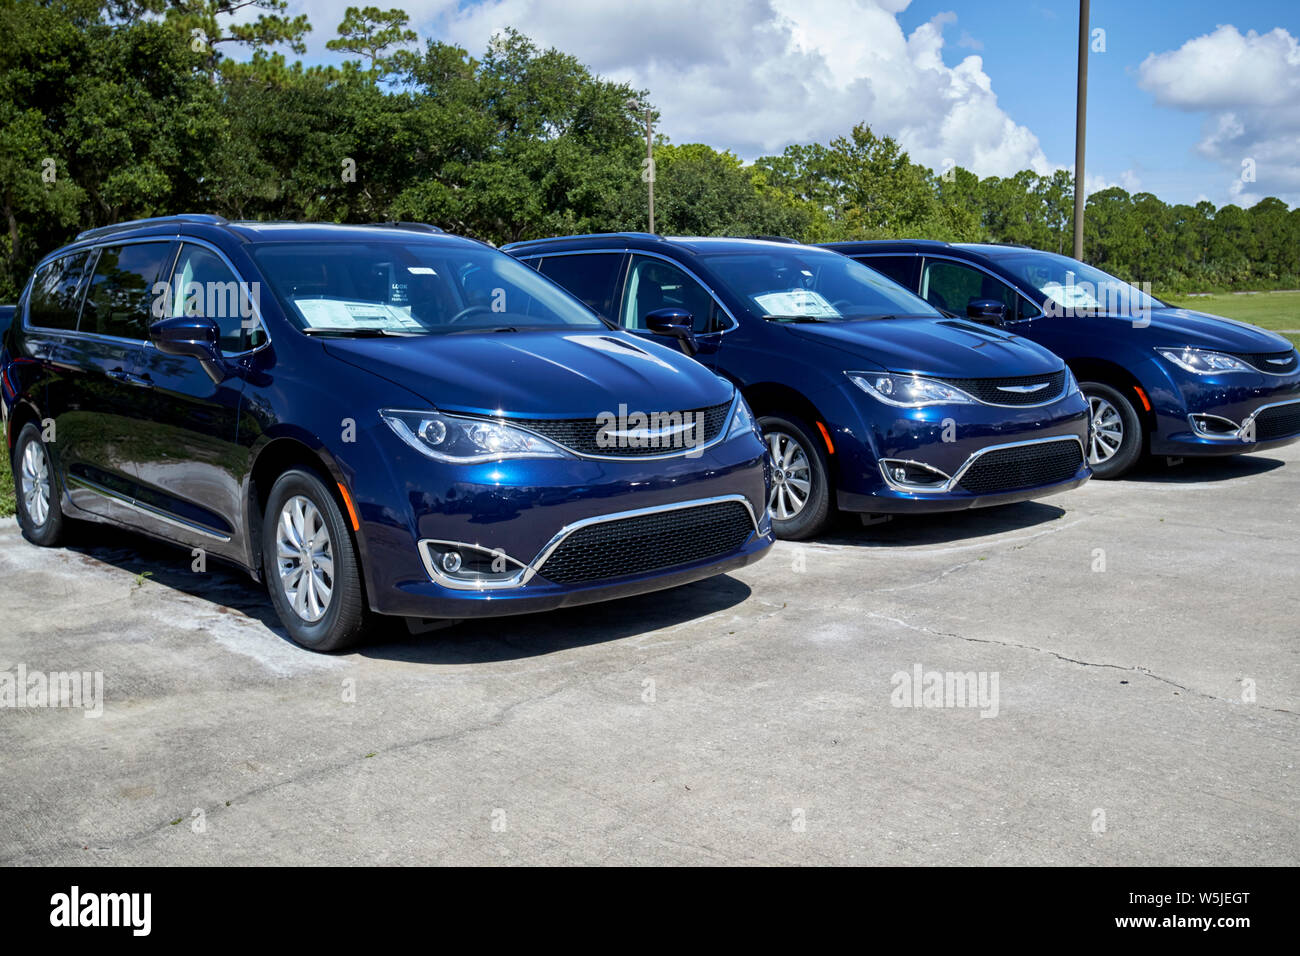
[2,216,773,650]
[827,241,1300,478]
[504,235,1091,539]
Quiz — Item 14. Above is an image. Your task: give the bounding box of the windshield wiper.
[763,314,831,323]
[301,327,417,337]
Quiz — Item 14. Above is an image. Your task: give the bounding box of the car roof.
[503,233,837,258]
[822,239,1035,259]
[41,216,483,264]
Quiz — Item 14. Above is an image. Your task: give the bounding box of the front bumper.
[821,382,1092,514]
[1147,367,1300,456]
[346,424,773,618]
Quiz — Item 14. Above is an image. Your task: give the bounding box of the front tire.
[263,469,370,652]
[13,423,66,546]
[758,414,832,540]
[1082,382,1143,479]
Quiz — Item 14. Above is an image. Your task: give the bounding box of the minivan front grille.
[1235,351,1299,374]
[1252,402,1300,441]
[933,370,1067,406]
[502,401,732,457]
[957,440,1084,494]
[536,500,755,585]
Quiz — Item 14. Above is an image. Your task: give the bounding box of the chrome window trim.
[418,493,762,591]
[518,247,741,335]
[23,234,272,359]
[456,391,740,462]
[877,435,1086,494]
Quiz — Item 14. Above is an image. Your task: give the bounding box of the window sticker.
[752,289,842,317]
[295,299,422,330]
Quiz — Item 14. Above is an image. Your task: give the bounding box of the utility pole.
[630,99,655,233]
[1073,0,1089,261]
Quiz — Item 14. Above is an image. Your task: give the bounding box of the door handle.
[107,368,154,388]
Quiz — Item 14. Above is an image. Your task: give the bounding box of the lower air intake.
[537,501,756,585]
[957,440,1084,495]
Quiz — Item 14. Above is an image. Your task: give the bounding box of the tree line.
[2,0,1297,301]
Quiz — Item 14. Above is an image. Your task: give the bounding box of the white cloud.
[1138,25,1300,206]
[292,0,1052,178]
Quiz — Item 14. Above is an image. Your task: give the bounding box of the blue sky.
[289,0,1300,209]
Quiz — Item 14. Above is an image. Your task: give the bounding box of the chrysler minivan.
[2,216,773,651]
[504,235,1091,539]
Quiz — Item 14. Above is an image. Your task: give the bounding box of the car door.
[55,241,170,522]
[124,241,260,551]
[615,254,728,365]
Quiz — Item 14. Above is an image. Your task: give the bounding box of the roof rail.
[367,221,445,234]
[75,214,230,242]
[739,234,801,243]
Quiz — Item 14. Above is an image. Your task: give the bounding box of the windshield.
[701,248,941,321]
[994,251,1165,314]
[250,241,607,334]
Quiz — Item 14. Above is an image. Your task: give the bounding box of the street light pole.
[644,107,655,234]
[1073,0,1090,261]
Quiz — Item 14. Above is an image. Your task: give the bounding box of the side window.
[620,255,718,333]
[921,259,1036,320]
[81,243,169,341]
[859,255,915,291]
[536,253,623,321]
[164,244,266,353]
[27,252,93,331]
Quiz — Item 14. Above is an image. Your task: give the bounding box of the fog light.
[893,467,907,481]
[441,551,462,573]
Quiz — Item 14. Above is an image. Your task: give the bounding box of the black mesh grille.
[957,440,1083,494]
[933,369,1067,406]
[1234,351,1299,374]
[537,501,755,585]
[500,402,732,457]
[1253,402,1300,441]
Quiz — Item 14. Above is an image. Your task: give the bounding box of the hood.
[322,330,730,417]
[785,317,1064,378]
[1122,307,1294,353]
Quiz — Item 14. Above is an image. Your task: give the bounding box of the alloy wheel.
[20,440,51,528]
[766,430,813,520]
[1087,394,1124,464]
[276,495,334,623]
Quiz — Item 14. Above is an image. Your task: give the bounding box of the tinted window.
[81,243,170,341]
[162,244,266,353]
[27,252,92,331]
[536,253,623,321]
[859,255,915,289]
[921,258,1038,319]
[621,255,718,333]
[250,242,605,335]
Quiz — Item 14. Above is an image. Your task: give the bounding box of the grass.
[0,443,12,518]
[1162,290,1300,350]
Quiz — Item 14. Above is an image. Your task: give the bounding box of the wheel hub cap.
[20,441,51,528]
[765,430,812,521]
[1087,395,1124,465]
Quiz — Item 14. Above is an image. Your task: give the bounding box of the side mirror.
[966,298,1009,326]
[149,316,225,381]
[645,307,699,356]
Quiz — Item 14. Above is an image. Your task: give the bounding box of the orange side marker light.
[816,421,836,455]
[337,482,360,531]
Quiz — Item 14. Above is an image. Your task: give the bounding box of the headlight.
[1156,348,1253,375]
[847,371,974,407]
[380,409,569,462]
[727,392,759,439]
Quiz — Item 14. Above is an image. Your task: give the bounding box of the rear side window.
[27,252,92,331]
[81,242,170,341]
[859,255,915,290]
[161,244,266,353]
[536,253,624,321]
